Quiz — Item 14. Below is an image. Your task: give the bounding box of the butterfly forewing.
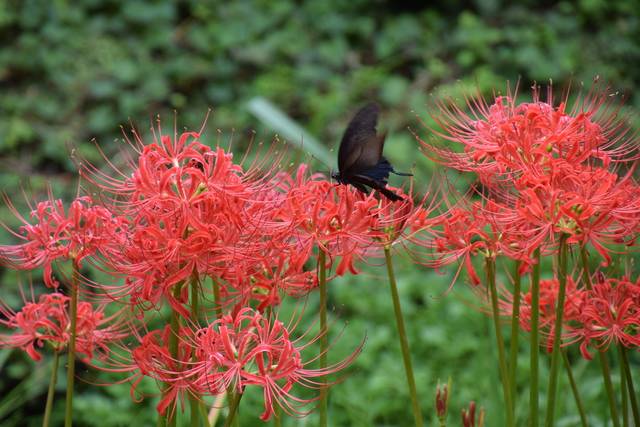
[338,103,386,176]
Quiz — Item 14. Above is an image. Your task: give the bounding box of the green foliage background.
[0,1,638,426]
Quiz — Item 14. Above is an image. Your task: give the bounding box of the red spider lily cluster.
[420,83,640,268]
[0,196,125,288]
[417,81,640,424]
[510,274,640,359]
[0,292,126,362]
[0,119,435,423]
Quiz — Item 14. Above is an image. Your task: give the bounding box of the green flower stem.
[529,248,540,427]
[199,402,211,427]
[561,350,588,427]
[224,391,243,427]
[190,273,200,427]
[544,234,569,427]
[599,352,620,427]
[619,345,640,425]
[318,249,328,427]
[212,277,222,320]
[486,256,514,427]
[43,351,61,427]
[384,247,424,427]
[508,260,522,416]
[580,247,620,427]
[64,262,79,427]
[619,346,629,427]
[166,284,183,427]
[274,406,282,427]
[211,277,240,425]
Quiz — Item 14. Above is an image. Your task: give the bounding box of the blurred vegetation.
[0,0,639,426]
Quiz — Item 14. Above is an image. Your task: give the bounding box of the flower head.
[0,292,126,361]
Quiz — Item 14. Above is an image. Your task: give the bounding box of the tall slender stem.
[508,260,522,416]
[166,284,182,427]
[529,248,540,427]
[561,350,588,427]
[274,406,282,427]
[43,351,61,427]
[384,247,424,427]
[486,256,514,427]
[581,247,620,427]
[619,346,629,427]
[212,277,222,320]
[599,352,620,427]
[619,345,640,425]
[64,262,79,427]
[544,234,569,427]
[318,249,328,427]
[190,273,200,427]
[223,392,243,427]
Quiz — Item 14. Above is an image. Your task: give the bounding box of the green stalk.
[212,277,222,320]
[64,262,79,427]
[508,260,522,416]
[561,350,588,427]
[165,284,183,427]
[544,234,569,427]
[529,248,540,427]
[599,352,620,427]
[384,247,424,427]
[619,346,629,427]
[318,249,328,427]
[211,277,239,427]
[190,273,200,427]
[274,406,282,427]
[619,345,640,425]
[199,402,211,427]
[581,247,620,427]
[486,256,514,427]
[224,392,243,427]
[43,351,61,427]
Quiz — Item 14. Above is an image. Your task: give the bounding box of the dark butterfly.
[332,102,412,202]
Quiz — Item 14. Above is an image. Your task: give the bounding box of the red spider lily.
[568,276,640,359]
[514,160,639,264]
[369,182,440,252]
[500,276,585,351]
[417,82,640,263]
[417,82,638,183]
[0,196,124,288]
[129,326,201,417]
[276,164,379,276]
[86,127,293,316]
[430,198,532,285]
[189,307,360,421]
[223,249,317,312]
[0,292,127,361]
[502,273,640,358]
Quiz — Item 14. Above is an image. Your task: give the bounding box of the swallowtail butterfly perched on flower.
[332,102,411,201]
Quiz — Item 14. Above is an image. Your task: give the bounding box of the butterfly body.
[332,102,411,202]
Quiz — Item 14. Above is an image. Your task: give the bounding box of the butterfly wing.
[338,103,386,177]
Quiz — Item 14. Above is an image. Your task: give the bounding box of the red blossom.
[130,326,200,417]
[276,164,379,277]
[418,82,640,264]
[0,196,124,288]
[569,277,640,359]
[190,307,360,421]
[0,292,126,361]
